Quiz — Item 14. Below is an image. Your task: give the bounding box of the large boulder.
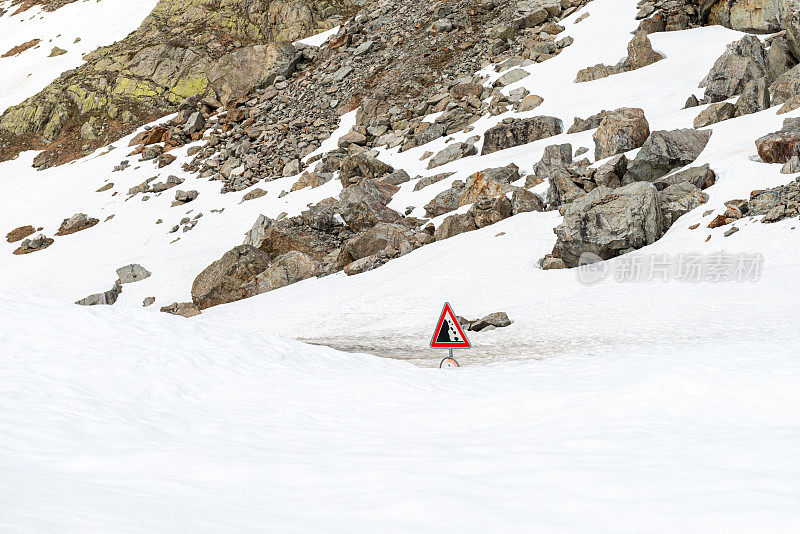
[434,213,477,241]
[482,116,563,155]
[625,129,713,183]
[460,164,520,206]
[553,182,664,267]
[339,179,401,231]
[693,102,736,128]
[191,245,270,310]
[468,196,513,228]
[756,119,800,163]
[337,222,415,266]
[659,182,708,232]
[653,164,717,191]
[209,44,300,106]
[700,35,767,103]
[769,63,800,105]
[339,153,394,187]
[426,140,478,169]
[734,77,771,116]
[593,108,650,160]
[705,0,791,32]
[424,181,466,217]
[241,251,318,297]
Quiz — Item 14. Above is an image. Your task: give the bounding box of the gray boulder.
[593,108,650,160]
[659,182,708,232]
[339,179,401,231]
[653,164,716,191]
[468,196,513,228]
[511,187,545,214]
[191,245,271,310]
[339,153,394,187]
[700,35,767,103]
[338,223,414,266]
[427,140,478,169]
[693,102,736,128]
[482,116,563,155]
[116,264,151,284]
[625,129,713,183]
[553,182,664,267]
[242,251,318,296]
[734,77,771,116]
[424,181,466,217]
[434,213,477,241]
[469,312,512,331]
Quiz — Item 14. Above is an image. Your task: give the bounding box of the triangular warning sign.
[430,302,470,349]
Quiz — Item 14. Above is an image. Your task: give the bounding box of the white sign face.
[439,356,460,368]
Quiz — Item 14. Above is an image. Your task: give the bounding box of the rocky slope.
[2,0,800,332]
[0,0,351,167]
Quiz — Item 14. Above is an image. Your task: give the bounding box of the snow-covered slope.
[0,0,159,114]
[3,294,800,532]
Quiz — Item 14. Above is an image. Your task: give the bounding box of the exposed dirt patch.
[2,39,41,58]
[6,225,36,242]
[10,0,78,16]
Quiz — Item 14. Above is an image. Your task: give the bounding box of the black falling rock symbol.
[436,318,462,343]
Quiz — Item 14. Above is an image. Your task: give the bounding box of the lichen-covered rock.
[553,182,664,267]
[0,0,345,166]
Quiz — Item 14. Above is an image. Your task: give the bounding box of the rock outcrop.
[553,182,664,267]
[0,0,346,167]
